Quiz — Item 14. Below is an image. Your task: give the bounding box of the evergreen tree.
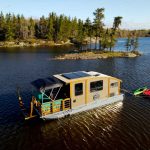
[28,17,35,39]
[76,19,86,50]
[58,16,72,42]
[0,12,5,40]
[70,17,78,38]
[38,16,47,39]
[46,13,55,40]
[113,16,122,31]
[5,13,15,41]
[101,28,111,50]
[12,14,18,39]
[57,15,64,41]
[20,15,29,39]
[125,36,131,51]
[133,37,139,51]
[15,15,21,39]
[84,18,93,50]
[110,16,122,51]
[53,16,60,42]
[93,8,105,50]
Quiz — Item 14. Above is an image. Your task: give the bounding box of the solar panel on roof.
[74,71,90,77]
[62,73,78,79]
[62,71,91,79]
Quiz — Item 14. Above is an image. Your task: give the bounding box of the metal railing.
[62,98,71,111]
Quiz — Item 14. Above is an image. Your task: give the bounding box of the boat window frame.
[110,82,118,88]
[90,80,103,93]
[75,83,83,96]
[39,86,62,104]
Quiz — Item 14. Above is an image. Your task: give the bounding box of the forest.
[0,8,149,50]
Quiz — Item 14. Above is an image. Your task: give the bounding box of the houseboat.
[18,71,124,120]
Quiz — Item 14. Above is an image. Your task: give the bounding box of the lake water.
[0,38,150,150]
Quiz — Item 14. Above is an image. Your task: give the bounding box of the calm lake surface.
[0,37,150,150]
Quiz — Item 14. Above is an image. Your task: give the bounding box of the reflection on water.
[0,39,150,150]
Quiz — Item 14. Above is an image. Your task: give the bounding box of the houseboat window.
[111,82,118,88]
[90,80,103,92]
[75,83,83,96]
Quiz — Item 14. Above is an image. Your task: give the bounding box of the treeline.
[118,29,150,38]
[0,8,124,51]
[0,9,149,42]
[0,12,80,42]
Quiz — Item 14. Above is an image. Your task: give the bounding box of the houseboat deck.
[41,94,124,120]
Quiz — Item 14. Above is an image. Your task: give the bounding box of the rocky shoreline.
[0,40,73,48]
[54,51,141,60]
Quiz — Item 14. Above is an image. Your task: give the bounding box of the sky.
[0,0,150,29]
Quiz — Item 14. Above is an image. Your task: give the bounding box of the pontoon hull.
[41,94,124,120]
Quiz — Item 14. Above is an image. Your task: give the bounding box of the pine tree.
[63,16,71,42]
[0,12,5,40]
[133,37,139,51]
[46,13,55,40]
[28,17,35,39]
[110,16,122,51]
[101,28,111,50]
[53,16,60,42]
[5,13,15,41]
[76,19,86,50]
[15,14,21,39]
[70,17,78,38]
[57,15,63,41]
[20,15,29,39]
[38,16,47,39]
[93,8,105,50]
[125,36,131,51]
[12,14,17,39]
[84,18,93,50]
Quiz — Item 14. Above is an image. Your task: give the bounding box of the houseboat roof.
[31,77,63,91]
[54,71,121,83]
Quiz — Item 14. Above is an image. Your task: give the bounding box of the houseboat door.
[70,81,86,108]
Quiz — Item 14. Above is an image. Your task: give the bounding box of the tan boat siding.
[109,79,120,96]
[68,74,121,109]
[70,81,86,109]
[86,77,109,103]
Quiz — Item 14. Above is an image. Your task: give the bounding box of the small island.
[54,50,141,60]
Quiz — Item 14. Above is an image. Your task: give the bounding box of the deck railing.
[41,98,71,116]
[62,98,71,111]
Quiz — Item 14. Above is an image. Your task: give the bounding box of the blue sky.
[0,0,150,29]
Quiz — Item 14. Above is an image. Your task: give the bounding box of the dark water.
[0,38,150,150]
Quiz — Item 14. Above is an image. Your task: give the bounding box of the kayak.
[143,89,150,97]
[133,87,147,96]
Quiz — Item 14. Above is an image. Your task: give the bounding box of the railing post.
[62,98,71,111]
[42,93,43,104]
[108,78,110,97]
[62,100,65,111]
[52,102,54,113]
